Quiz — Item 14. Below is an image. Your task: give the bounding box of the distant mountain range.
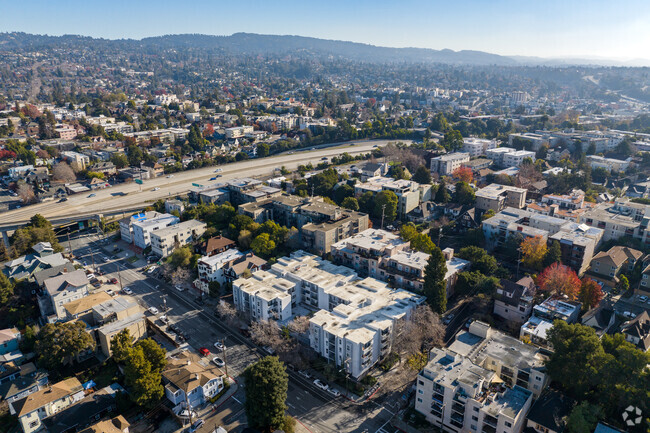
[1,32,648,67]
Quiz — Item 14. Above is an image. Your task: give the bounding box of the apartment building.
[415,347,533,433]
[232,270,296,322]
[526,190,591,222]
[520,297,581,346]
[119,211,179,247]
[485,147,516,167]
[508,133,549,151]
[586,155,632,173]
[195,249,245,293]
[355,176,431,216]
[60,151,90,170]
[582,199,650,243]
[430,153,471,176]
[301,210,369,254]
[475,184,527,213]
[150,220,206,257]
[93,297,146,356]
[493,277,536,324]
[548,223,604,275]
[162,351,225,412]
[10,377,84,433]
[448,321,549,397]
[503,150,536,167]
[462,137,497,158]
[124,127,188,144]
[225,125,254,139]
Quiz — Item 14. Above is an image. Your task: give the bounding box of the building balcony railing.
[484,416,498,428]
[482,424,497,433]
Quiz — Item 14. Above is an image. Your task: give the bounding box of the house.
[581,299,617,337]
[525,390,575,433]
[222,253,267,283]
[359,162,388,180]
[195,249,245,293]
[195,236,236,257]
[493,277,536,323]
[620,311,650,351]
[0,328,21,355]
[520,297,581,346]
[140,161,164,177]
[3,243,67,282]
[162,351,225,412]
[10,377,84,433]
[165,199,185,215]
[39,270,89,321]
[0,369,49,406]
[88,162,117,177]
[78,416,130,433]
[589,246,643,283]
[414,347,533,433]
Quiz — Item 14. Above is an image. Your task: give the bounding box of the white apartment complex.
[475,184,527,213]
[485,147,534,168]
[150,219,207,257]
[354,176,431,216]
[195,249,245,292]
[119,211,179,248]
[430,153,471,176]
[462,137,497,158]
[586,155,632,173]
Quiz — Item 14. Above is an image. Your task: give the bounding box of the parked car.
[188,419,204,432]
[110,277,118,284]
[87,193,96,198]
[159,315,169,325]
[148,306,159,315]
[122,287,133,295]
[106,289,115,297]
[174,285,184,292]
[262,346,276,355]
[86,273,95,280]
[212,357,225,367]
[147,266,157,274]
[327,387,341,397]
[214,341,225,351]
[199,347,210,356]
[298,370,312,379]
[443,313,455,325]
[464,318,474,330]
[152,187,160,191]
[313,379,328,391]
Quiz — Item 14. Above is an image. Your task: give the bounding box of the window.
[417,397,423,403]
[505,421,512,428]
[471,425,477,431]
[418,389,423,394]
[473,407,479,413]
[472,415,479,421]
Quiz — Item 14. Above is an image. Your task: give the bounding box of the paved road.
[1,139,402,227]
[68,231,397,433]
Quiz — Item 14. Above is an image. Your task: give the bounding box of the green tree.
[244,356,289,431]
[332,183,354,205]
[0,273,14,306]
[454,181,475,205]
[110,329,133,364]
[126,145,143,167]
[374,190,398,222]
[168,246,192,269]
[619,274,630,293]
[423,246,448,313]
[435,179,450,203]
[545,322,604,398]
[410,233,436,255]
[257,143,270,158]
[35,322,96,369]
[544,240,562,267]
[399,223,418,242]
[341,197,359,211]
[358,191,375,213]
[251,233,276,257]
[137,338,167,373]
[124,345,164,408]
[111,153,129,169]
[566,402,602,433]
[443,129,464,151]
[412,165,432,184]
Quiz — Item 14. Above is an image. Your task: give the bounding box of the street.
[67,230,399,433]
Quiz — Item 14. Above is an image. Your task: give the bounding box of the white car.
[214,341,225,351]
[159,315,169,324]
[212,357,225,367]
[167,174,174,178]
[105,289,115,297]
[86,273,95,280]
[147,266,158,274]
[122,287,133,295]
[148,306,159,315]
[214,168,222,172]
[174,285,184,292]
[313,379,328,391]
[327,387,341,397]
[152,187,160,191]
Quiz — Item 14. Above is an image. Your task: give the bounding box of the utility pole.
[380,204,386,230]
[438,227,442,247]
[116,262,124,291]
[221,338,228,379]
[89,247,96,273]
[516,247,522,280]
[162,294,168,312]
[67,228,72,258]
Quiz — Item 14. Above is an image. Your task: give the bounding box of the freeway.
[0,139,402,227]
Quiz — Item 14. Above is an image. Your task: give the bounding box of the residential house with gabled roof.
[589,246,643,288]
[38,269,89,322]
[10,377,84,433]
[4,243,67,282]
[78,415,129,433]
[223,253,267,283]
[195,235,236,257]
[0,368,49,406]
[493,277,536,324]
[525,390,575,433]
[621,311,650,351]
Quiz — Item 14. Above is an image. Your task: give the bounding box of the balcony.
[482,425,497,433]
[451,402,465,414]
[484,415,498,428]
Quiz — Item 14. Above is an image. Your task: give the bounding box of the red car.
[110,278,118,284]
[199,347,210,357]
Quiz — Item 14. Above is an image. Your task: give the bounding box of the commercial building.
[415,347,533,433]
[520,297,581,346]
[475,184,527,213]
[430,153,471,176]
[462,137,497,158]
[150,219,207,257]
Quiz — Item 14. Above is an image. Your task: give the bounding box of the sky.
[2,0,650,61]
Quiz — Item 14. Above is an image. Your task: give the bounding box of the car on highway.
[148,306,159,315]
[214,168,223,172]
[87,193,96,198]
[167,174,174,178]
[199,347,210,356]
[122,287,133,295]
[59,197,68,202]
[313,379,328,391]
[214,341,225,351]
[209,177,218,181]
[152,187,160,191]
[174,285,184,292]
[212,357,225,367]
[321,157,328,160]
[110,277,118,284]
[442,313,455,325]
[327,387,341,397]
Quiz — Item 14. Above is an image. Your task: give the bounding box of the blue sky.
[2,0,649,60]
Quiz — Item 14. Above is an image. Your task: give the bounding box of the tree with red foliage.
[203,123,215,137]
[0,150,17,160]
[537,263,580,300]
[452,166,473,183]
[578,278,604,310]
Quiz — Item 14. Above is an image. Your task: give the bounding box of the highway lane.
[0,139,404,226]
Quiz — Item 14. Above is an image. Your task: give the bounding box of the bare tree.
[170,267,190,286]
[250,319,286,352]
[52,162,76,183]
[288,316,310,335]
[395,305,444,359]
[216,300,238,327]
[17,183,36,204]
